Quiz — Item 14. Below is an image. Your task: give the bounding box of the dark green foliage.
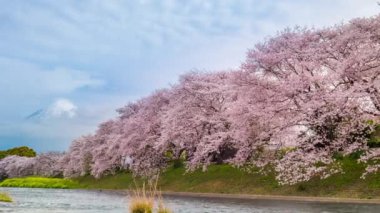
[332,152,344,160]
[348,151,364,160]
[297,184,307,192]
[171,159,184,169]
[0,146,37,159]
[368,125,380,148]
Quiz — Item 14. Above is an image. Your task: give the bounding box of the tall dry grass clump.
[129,183,154,213]
[129,177,172,213]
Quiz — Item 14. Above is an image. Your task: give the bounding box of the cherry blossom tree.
[159,72,240,171]
[34,152,64,177]
[62,135,95,177]
[242,16,380,183]
[116,89,171,176]
[0,155,35,178]
[88,120,124,178]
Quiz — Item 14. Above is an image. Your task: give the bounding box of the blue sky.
[0,0,379,152]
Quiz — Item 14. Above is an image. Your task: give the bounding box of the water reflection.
[0,188,379,213]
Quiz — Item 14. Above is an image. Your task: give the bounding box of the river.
[1,188,380,212]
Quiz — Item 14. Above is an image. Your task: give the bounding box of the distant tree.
[34,152,64,177]
[0,146,36,159]
[62,135,95,177]
[0,155,35,178]
[0,151,63,179]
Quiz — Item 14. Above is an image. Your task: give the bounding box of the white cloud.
[48,98,77,118]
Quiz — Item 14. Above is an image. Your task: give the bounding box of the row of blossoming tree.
[1,15,379,185]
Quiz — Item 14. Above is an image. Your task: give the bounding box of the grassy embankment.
[1,157,380,198]
[0,177,79,189]
[74,156,380,199]
[0,192,12,202]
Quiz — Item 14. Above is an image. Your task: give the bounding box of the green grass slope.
[2,156,380,199]
[0,177,79,189]
[76,157,380,199]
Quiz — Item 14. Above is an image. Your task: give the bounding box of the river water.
[1,188,380,213]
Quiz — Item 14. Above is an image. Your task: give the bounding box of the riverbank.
[0,177,79,189]
[2,156,380,200]
[75,157,380,199]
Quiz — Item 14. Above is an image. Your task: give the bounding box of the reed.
[129,176,172,213]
